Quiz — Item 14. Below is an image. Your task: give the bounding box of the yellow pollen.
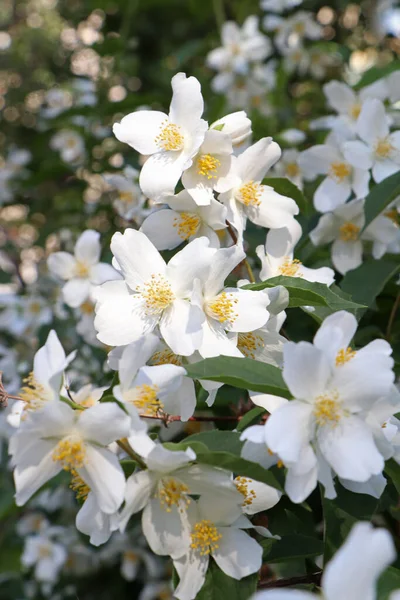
[173,212,201,240]
[151,349,183,366]
[349,103,362,120]
[329,162,351,182]
[38,544,52,558]
[75,261,90,278]
[314,392,341,427]
[156,478,190,512]
[52,436,86,471]
[124,550,138,563]
[335,347,356,366]
[375,138,393,159]
[118,191,134,204]
[70,469,90,501]
[385,208,399,226]
[20,372,46,413]
[138,274,175,315]
[294,21,306,34]
[29,301,42,314]
[238,181,262,207]
[79,395,97,408]
[131,383,163,417]
[197,154,221,179]
[277,459,284,468]
[190,520,222,556]
[237,332,265,359]
[286,163,300,178]
[155,121,184,152]
[66,138,77,148]
[80,300,94,315]
[339,222,360,242]
[206,292,238,325]
[278,258,302,277]
[234,476,257,506]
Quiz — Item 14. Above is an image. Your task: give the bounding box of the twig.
[386,293,400,342]
[226,220,256,283]
[258,572,322,589]
[117,438,146,468]
[141,413,243,426]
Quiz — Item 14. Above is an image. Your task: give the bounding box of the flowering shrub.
[1,1,400,599]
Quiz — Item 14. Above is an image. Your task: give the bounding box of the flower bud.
[211,111,252,146]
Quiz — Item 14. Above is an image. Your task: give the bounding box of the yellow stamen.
[286,163,300,178]
[197,154,221,179]
[314,392,341,427]
[294,21,306,34]
[237,332,265,359]
[335,347,356,366]
[118,191,134,204]
[52,436,86,471]
[155,121,184,152]
[234,476,257,506]
[329,162,351,182]
[80,300,94,315]
[237,181,262,207]
[28,301,42,314]
[190,520,222,556]
[20,372,46,413]
[339,222,360,242]
[278,258,302,277]
[130,383,163,417]
[124,550,138,563]
[375,138,393,159]
[349,103,362,120]
[75,261,90,278]
[138,274,175,315]
[206,292,238,325]
[385,208,399,226]
[151,349,183,366]
[173,212,201,240]
[70,469,90,501]
[156,478,190,512]
[38,544,52,558]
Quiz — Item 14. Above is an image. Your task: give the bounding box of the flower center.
[29,301,42,314]
[314,392,341,427]
[173,212,201,240]
[190,520,222,556]
[155,121,184,152]
[157,478,190,512]
[234,476,257,506]
[75,261,90,278]
[151,349,183,366]
[339,222,360,242]
[335,347,356,366]
[237,332,265,359]
[80,300,94,315]
[197,154,221,179]
[206,292,238,326]
[329,162,351,182]
[52,436,86,471]
[20,372,46,413]
[131,383,163,417]
[349,102,362,120]
[38,544,52,558]
[139,274,175,315]
[70,470,90,501]
[237,181,262,207]
[294,21,306,34]
[385,208,399,226]
[278,258,302,277]
[286,163,300,178]
[375,137,393,159]
[118,191,134,204]
[124,550,138,563]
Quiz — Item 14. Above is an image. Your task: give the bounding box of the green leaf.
[262,534,323,562]
[195,451,282,491]
[244,276,365,311]
[363,171,400,230]
[385,459,400,495]
[378,567,400,600]
[355,61,400,89]
[262,177,308,214]
[341,259,400,320]
[185,356,291,398]
[236,407,266,432]
[181,430,244,455]
[196,559,258,600]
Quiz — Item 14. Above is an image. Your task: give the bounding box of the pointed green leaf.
[262,534,323,562]
[363,171,400,230]
[196,560,258,600]
[236,406,266,432]
[262,177,307,213]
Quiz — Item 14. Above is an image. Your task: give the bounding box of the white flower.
[140,189,227,250]
[192,244,271,358]
[343,98,400,183]
[271,149,304,188]
[234,474,281,515]
[386,70,400,103]
[48,229,119,308]
[261,0,303,14]
[10,399,131,513]
[21,533,67,583]
[298,143,370,213]
[219,138,299,234]
[263,311,394,502]
[173,495,262,600]
[256,220,335,286]
[94,229,216,355]
[50,129,85,164]
[251,522,396,600]
[72,383,108,408]
[210,111,252,147]
[113,73,208,201]
[274,11,322,53]
[76,491,119,547]
[310,198,399,274]
[104,168,147,223]
[278,129,306,145]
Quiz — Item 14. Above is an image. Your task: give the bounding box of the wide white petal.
[314,177,351,213]
[203,243,245,298]
[265,401,314,464]
[62,278,91,308]
[212,527,262,579]
[283,341,330,399]
[246,188,299,229]
[342,140,373,170]
[140,151,186,201]
[356,98,389,145]
[74,230,101,265]
[313,310,357,365]
[142,497,188,558]
[78,445,126,514]
[169,73,204,130]
[47,252,76,280]
[119,470,154,531]
[167,236,215,297]
[198,317,242,358]
[113,110,167,155]
[372,158,400,183]
[242,479,281,515]
[78,402,131,445]
[76,493,117,546]
[159,299,204,356]
[140,209,186,250]
[237,138,281,182]
[324,80,357,114]
[173,553,209,600]
[331,239,363,275]
[14,441,61,506]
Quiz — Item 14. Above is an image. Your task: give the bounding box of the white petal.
[342,140,373,170]
[198,317,242,358]
[14,441,61,506]
[142,497,188,558]
[78,402,131,445]
[314,177,351,213]
[212,528,262,579]
[237,138,281,182]
[309,213,339,246]
[169,73,204,130]
[113,110,167,155]
[147,444,195,472]
[356,98,389,145]
[74,230,101,265]
[119,470,154,531]
[265,401,314,464]
[167,236,215,297]
[62,278,91,308]
[313,310,357,365]
[324,80,357,114]
[283,341,330,399]
[140,209,185,250]
[203,244,245,298]
[76,493,117,546]
[242,479,281,515]
[47,252,76,280]
[159,299,204,356]
[78,445,126,514]
[173,553,209,600]
[223,288,270,332]
[372,158,400,183]
[140,152,186,201]
[246,188,299,229]
[89,263,120,285]
[331,239,363,275]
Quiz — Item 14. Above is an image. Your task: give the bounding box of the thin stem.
[258,572,322,589]
[226,220,256,283]
[386,293,400,342]
[212,0,225,31]
[117,438,147,469]
[141,413,242,424]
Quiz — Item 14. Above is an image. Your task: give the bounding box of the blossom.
[104,167,147,223]
[50,129,85,164]
[271,148,304,188]
[219,138,299,234]
[10,399,131,513]
[251,522,396,600]
[263,311,394,502]
[113,73,208,200]
[21,532,67,583]
[47,229,119,308]
[274,11,322,53]
[298,143,370,213]
[343,98,400,183]
[210,111,252,147]
[76,491,119,546]
[260,0,303,14]
[256,220,335,285]
[94,229,216,355]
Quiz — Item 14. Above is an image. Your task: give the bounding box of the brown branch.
[141,413,243,426]
[386,293,400,342]
[258,571,322,589]
[226,220,256,283]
